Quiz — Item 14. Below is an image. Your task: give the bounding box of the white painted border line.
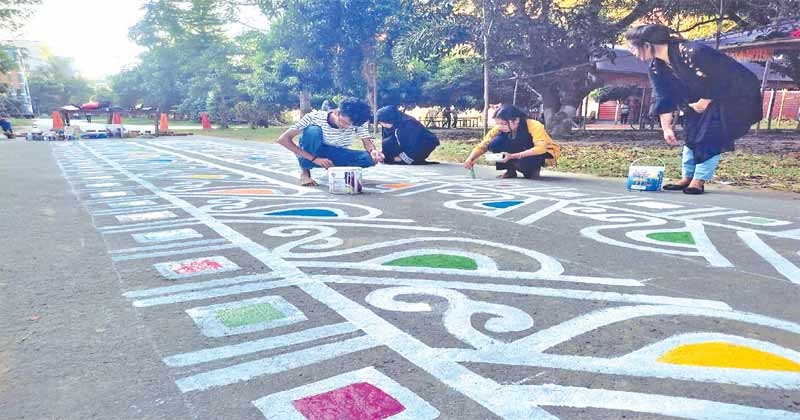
[99,218,197,232]
[101,221,204,234]
[738,231,800,284]
[394,182,450,197]
[131,278,309,307]
[112,244,239,262]
[164,322,358,367]
[222,219,450,232]
[110,239,228,254]
[174,335,377,392]
[124,273,284,299]
[90,205,178,216]
[517,201,571,225]
[678,210,750,219]
[315,275,730,310]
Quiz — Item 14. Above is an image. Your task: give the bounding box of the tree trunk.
[482,0,490,135]
[299,90,312,116]
[361,43,378,133]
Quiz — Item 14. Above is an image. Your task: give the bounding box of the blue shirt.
[0,119,12,132]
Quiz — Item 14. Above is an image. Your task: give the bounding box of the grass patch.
[174,126,286,140]
[8,118,32,127]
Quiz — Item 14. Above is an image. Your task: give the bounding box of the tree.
[0,0,41,31]
[27,55,92,114]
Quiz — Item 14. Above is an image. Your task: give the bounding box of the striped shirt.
[291,111,372,148]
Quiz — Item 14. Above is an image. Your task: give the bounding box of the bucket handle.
[631,156,666,167]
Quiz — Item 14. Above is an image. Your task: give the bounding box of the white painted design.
[628,200,685,210]
[547,191,589,198]
[132,228,203,243]
[84,175,115,180]
[730,216,792,227]
[175,336,377,392]
[115,210,179,223]
[153,255,239,280]
[252,366,440,420]
[164,322,358,367]
[91,191,129,198]
[738,231,800,284]
[107,200,158,208]
[186,295,307,337]
[85,182,122,188]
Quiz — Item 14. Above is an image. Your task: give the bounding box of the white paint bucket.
[327,167,363,194]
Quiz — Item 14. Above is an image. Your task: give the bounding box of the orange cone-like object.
[52,111,64,130]
[200,112,212,130]
[159,113,169,132]
[111,112,122,124]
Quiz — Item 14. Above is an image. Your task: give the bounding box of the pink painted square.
[292,382,405,420]
[173,259,223,275]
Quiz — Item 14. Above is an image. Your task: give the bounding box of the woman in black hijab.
[376,105,440,164]
[626,24,762,194]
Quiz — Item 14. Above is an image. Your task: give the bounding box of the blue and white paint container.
[328,167,363,194]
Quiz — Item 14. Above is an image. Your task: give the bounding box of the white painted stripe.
[163,323,358,367]
[222,219,450,232]
[678,210,750,219]
[293,261,643,287]
[90,205,178,216]
[100,221,203,234]
[124,273,284,299]
[316,275,731,310]
[174,335,377,392]
[394,182,449,197]
[110,239,228,254]
[738,231,800,284]
[660,206,728,216]
[99,218,197,232]
[131,278,307,307]
[517,201,571,225]
[85,195,161,204]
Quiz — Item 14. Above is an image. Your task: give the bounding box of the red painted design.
[173,259,223,275]
[292,382,405,420]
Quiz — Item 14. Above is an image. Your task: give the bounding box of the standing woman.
[376,105,440,164]
[463,104,560,178]
[625,24,762,194]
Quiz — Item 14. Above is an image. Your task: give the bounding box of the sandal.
[497,171,518,179]
[663,183,689,191]
[683,186,704,195]
[299,176,318,187]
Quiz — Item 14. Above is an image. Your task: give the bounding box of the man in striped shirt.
[277,97,384,186]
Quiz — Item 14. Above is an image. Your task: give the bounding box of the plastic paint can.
[328,167,363,194]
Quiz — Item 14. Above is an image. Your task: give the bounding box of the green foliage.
[0,0,41,31]
[27,55,92,113]
[592,85,640,103]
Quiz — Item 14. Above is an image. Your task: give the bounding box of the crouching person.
[277,97,384,186]
[376,105,439,164]
[464,104,560,178]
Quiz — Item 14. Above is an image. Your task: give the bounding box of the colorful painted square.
[116,211,178,223]
[292,382,404,420]
[91,191,130,198]
[381,183,415,189]
[186,296,306,337]
[483,200,523,209]
[729,216,792,227]
[108,200,158,209]
[132,228,203,244]
[252,367,439,420]
[154,255,239,280]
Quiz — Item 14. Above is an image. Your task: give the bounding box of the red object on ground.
[52,111,64,130]
[291,382,405,420]
[111,112,122,124]
[159,113,169,132]
[791,28,800,38]
[81,101,100,110]
[173,259,223,275]
[200,112,212,130]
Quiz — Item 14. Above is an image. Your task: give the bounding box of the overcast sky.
[1,0,268,80]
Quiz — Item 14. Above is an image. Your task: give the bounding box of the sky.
[1,0,268,81]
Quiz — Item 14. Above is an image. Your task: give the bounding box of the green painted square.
[216,303,285,328]
[646,231,696,245]
[384,254,478,270]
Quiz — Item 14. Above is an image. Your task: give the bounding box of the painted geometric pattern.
[51,139,800,419]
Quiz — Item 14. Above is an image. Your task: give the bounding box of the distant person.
[276,97,384,186]
[442,106,452,128]
[463,104,560,179]
[376,105,439,165]
[85,113,92,123]
[0,115,14,139]
[450,105,458,128]
[619,101,630,124]
[626,24,762,195]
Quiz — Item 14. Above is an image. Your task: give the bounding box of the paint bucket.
[327,167,363,194]
[627,157,665,191]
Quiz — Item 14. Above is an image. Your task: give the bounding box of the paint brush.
[470,166,476,179]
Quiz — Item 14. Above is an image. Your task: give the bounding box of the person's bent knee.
[487,135,506,153]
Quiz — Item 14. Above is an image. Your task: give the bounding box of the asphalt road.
[2,135,800,420]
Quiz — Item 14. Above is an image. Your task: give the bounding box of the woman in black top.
[625,24,762,194]
[377,105,440,164]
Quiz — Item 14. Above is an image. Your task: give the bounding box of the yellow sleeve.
[525,119,552,156]
[471,127,501,155]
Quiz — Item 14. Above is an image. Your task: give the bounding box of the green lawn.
[9,118,33,127]
[173,126,286,140]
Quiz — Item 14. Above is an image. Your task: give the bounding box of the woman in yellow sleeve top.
[463,104,560,179]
